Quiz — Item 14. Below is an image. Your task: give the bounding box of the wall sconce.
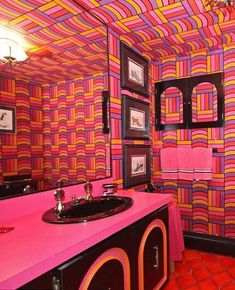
[0,38,28,66]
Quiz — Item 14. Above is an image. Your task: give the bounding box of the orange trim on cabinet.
[138,219,167,290]
[79,247,131,290]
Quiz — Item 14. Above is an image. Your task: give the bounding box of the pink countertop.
[0,188,172,289]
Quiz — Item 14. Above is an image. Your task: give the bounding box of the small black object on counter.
[103,183,117,195]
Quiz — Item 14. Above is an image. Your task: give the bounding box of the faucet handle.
[54,180,65,213]
[56,179,64,188]
[84,181,93,201]
[84,181,92,193]
[54,187,65,201]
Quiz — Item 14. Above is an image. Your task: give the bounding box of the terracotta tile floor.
[165,249,235,289]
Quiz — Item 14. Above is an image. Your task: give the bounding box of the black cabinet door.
[83,259,125,290]
[155,72,224,130]
[133,205,168,290]
[142,226,165,290]
[56,227,133,290]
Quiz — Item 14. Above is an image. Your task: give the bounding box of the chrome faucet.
[54,179,65,213]
[84,181,93,201]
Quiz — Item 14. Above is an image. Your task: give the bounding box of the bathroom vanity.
[0,189,172,290]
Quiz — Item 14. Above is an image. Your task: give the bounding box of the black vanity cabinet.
[19,205,168,290]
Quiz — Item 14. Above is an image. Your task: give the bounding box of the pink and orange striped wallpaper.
[0,25,235,239]
[151,46,235,238]
[108,30,235,239]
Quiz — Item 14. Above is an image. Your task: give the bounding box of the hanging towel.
[177,148,194,180]
[160,148,178,179]
[193,147,212,180]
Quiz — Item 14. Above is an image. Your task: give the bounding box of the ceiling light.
[0,38,28,66]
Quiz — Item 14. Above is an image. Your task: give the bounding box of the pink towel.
[177,148,194,180]
[160,148,178,179]
[168,201,185,261]
[193,147,212,180]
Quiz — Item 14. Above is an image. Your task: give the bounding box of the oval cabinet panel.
[138,219,168,290]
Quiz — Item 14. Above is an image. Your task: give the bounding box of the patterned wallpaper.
[107,29,235,239]
[0,73,109,190]
[0,76,43,186]
[42,74,109,188]
[0,21,235,239]
[151,46,235,238]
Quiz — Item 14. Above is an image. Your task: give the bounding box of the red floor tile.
[213,271,233,288]
[174,262,192,277]
[186,286,200,290]
[183,249,200,261]
[198,279,218,290]
[218,256,235,268]
[188,258,205,270]
[193,268,211,282]
[221,283,235,290]
[201,253,218,264]
[176,273,197,288]
[228,267,235,279]
[167,249,235,290]
[206,261,225,275]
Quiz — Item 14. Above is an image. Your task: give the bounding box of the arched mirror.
[0,0,110,199]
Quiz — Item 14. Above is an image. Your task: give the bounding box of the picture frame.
[0,106,16,133]
[120,42,149,97]
[122,94,150,140]
[123,144,151,189]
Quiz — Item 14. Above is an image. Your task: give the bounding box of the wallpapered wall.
[0,76,43,186]
[1,29,234,239]
[0,73,109,190]
[42,75,109,187]
[108,30,152,188]
[108,29,235,239]
[151,46,235,239]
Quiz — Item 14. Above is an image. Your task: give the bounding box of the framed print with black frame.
[0,106,16,133]
[122,94,150,140]
[123,144,151,189]
[120,42,149,97]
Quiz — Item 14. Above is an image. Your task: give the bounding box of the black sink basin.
[42,196,133,224]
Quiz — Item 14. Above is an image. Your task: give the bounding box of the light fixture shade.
[0,38,27,62]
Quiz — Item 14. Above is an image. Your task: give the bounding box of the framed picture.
[122,95,150,140]
[0,106,16,133]
[123,144,151,188]
[120,42,149,97]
